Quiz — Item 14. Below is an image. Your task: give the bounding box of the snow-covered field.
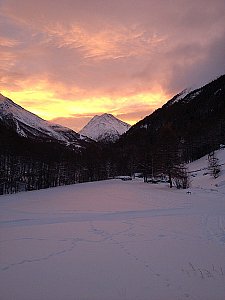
[0,149,225,300]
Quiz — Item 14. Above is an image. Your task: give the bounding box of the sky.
[0,0,225,131]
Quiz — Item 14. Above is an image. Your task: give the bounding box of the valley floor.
[0,175,225,300]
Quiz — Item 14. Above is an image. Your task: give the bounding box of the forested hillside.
[106,75,225,183]
[0,122,108,194]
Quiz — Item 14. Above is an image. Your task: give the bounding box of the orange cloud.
[42,22,165,61]
[0,51,17,71]
[0,36,20,47]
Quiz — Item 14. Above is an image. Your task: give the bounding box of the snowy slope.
[0,93,88,147]
[0,149,225,300]
[188,147,225,192]
[79,113,131,142]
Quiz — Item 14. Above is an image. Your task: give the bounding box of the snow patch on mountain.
[165,87,203,107]
[79,113,131,142]
[169,88,192,105]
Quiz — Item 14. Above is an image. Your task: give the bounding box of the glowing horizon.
[2,88,169,131]
[1,0,224,132]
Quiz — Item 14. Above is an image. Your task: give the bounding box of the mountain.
[0,94,106,195]
[79,113,131,142]
[0,93,89,149]
[125,75,225,148]
[128,75,225,141]
[1,75,225,195]
[112,75,225,175]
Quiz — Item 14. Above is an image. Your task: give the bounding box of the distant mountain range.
[79,113,131,142]
[1,75,224,154]
[0,94,130,145]
[0,93,90,149]
[1,74,225,194]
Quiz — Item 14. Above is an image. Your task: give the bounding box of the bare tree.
[208,151,220,178]
[173,163,190,189]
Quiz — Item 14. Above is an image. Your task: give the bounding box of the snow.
[79,113,131,142]
[188,147,225,192]
[166,88,202,107]
[0,149,225,300]
[0,94,82,145]
[170,88,192,105]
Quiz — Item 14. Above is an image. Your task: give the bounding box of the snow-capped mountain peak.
[0,93,88,148]
[79,113,131,142]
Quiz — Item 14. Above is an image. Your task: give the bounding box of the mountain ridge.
[0,93,89,149]
[116,75,225,174]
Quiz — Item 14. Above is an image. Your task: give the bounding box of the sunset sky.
[1,0,225,131]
